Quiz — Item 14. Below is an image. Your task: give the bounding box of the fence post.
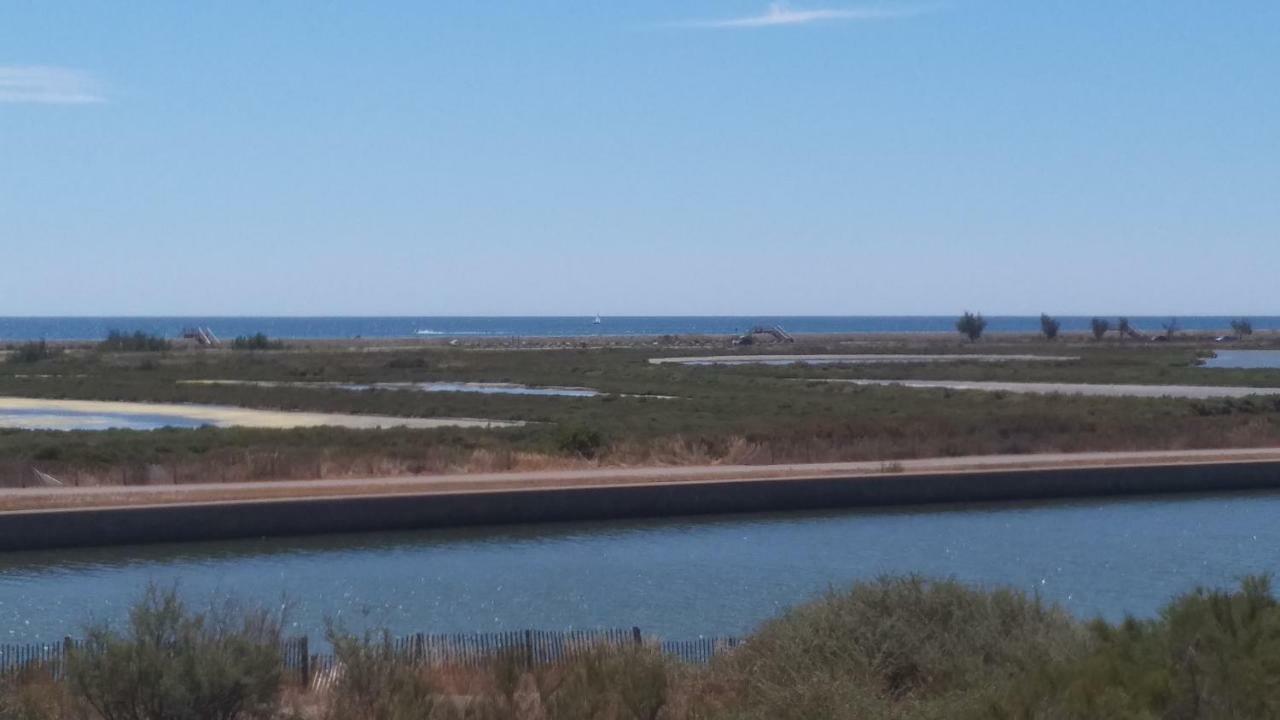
[523,629,534,669]
[62,635,74,680]
[299,636,310,690]
[632,627,642,647]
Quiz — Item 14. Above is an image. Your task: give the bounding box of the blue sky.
[2,1,1277,316]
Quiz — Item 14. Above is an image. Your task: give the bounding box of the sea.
[0,316,1276,342]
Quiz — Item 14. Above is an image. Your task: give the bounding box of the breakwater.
[2,459,1279,551]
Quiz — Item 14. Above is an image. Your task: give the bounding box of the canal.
[1,490,1276,643]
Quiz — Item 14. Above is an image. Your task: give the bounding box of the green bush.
[231,334,284,351]
[100,330,171,353]
[1231,318,1254,337]
[707,576,1083,720]
[986,575,1280,719]
[7,340,60,364]
[956,311,987,342]
[556,425,606,459]
[68,586,283,720]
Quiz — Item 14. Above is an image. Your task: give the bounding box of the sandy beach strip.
[0,396,522,431]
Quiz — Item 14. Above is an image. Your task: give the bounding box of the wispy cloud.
[676,2,931,28]
[0,66,104,104]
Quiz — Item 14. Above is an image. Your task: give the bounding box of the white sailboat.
[592,314,603,325]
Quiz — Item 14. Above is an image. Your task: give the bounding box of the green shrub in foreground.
[67,586,283,720]
[7,576,1280,720]
[986,575,1280,720]
[706,576,1084,720]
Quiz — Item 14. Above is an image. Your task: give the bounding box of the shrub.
[1090,317,1110,340]
[1039,314,1061,340]
[100,330,171,353]
[7,340,60,364]
[985,575,1280,719]
[325,630,447,720]
[0,674,74,720]
[1232,318,1254,337]
[545,645,674,720]
[1162,317,1181,340]
[556,425,606,459]
[708,576,1084,720]
[68,585,283,720]
[231,333,285,351]
[956,312,987,342]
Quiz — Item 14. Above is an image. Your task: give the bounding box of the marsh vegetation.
[2,334,1280,485]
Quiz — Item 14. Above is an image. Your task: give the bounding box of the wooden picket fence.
[2,628,741,691]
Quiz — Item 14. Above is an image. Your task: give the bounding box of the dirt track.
[4,448,1279,514]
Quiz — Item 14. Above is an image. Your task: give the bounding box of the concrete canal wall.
[2,460,1279,551]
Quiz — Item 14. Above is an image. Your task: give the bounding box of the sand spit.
[821,379,1280,399]
[650,354,1080,366]
[0,396,522,431]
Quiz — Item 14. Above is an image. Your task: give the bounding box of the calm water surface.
[0,408,207,431]
[1203,350,1280,369]
[1,492,1277,643]
[4,316,1280,341]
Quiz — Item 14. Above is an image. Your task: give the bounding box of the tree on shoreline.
[956,312,987,342]
[1090,317,1110,340]
[1039,314,1061,340]
[1117,317,1132,341]
[1232,318,1254,338]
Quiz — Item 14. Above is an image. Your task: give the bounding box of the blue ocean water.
[0,316,1276,341]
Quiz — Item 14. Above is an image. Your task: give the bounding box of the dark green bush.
[985,575,1280,720]
[68,586,283,720]
[708,576,1083,720]
[556,425,606,458]
[7,340,60,364]
[100,330,171,353]
[231,334,284,351]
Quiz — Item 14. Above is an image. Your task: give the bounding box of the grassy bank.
[4,576,1279,719]
[3,337,1280,486]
